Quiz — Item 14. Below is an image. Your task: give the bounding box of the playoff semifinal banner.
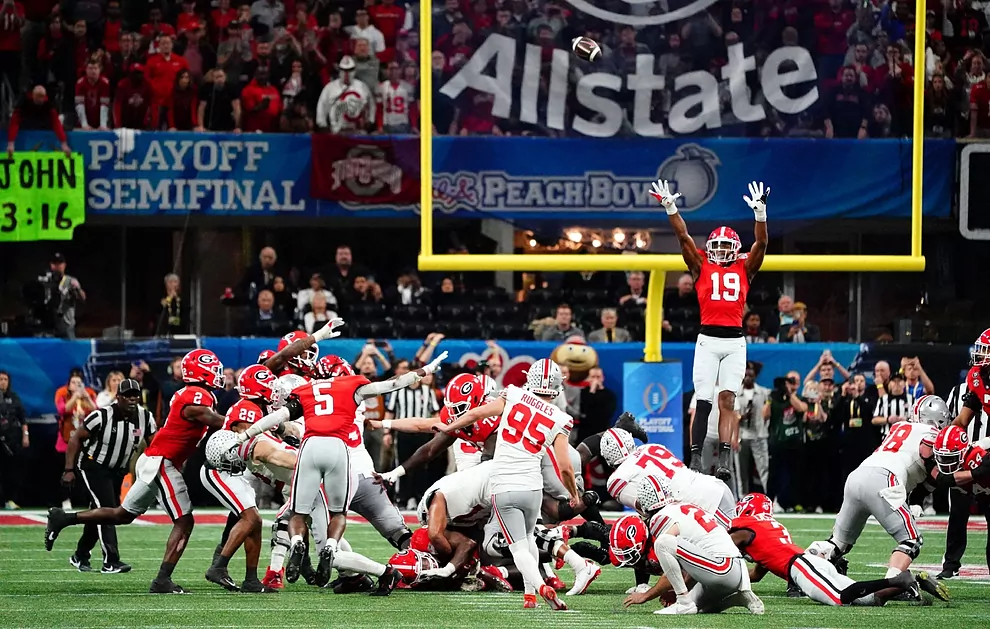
[623,361,684,460]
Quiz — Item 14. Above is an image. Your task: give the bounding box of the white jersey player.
[638,475,763,615]
[809,419,937,580]
[418,460,493,528]
[438,360,579,610]
[317,56,374,134]
[377,61,417,134]
[452,439,483,471]
[603,432,735,528]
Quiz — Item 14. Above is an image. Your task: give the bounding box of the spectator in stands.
[900,356,934,397]
[349,8,385,55]
[353,38,380,92]
[158,273,184,336]
[662,273,700,340]
[779,301,820,343]
[167,69,199,130]
[369,0,405,58]
[773,294,795,340]
[147,34,190,128]
[925,74,956,138]
[241,65,282,132]
[815,0,856,80]
[317,12,348,70]
[431,277,464,307]
[743,311,773,343]
[239,246,280,304]
[540,304,584,341]
[34,15,69,89]
[109,32,139,89]
[588,308,631,343]
[250,0,286,34]
[969,72,990,137]
[326,245,372,303]
[767,371,807,512]
[0,370,27,510]
[304,292,337,334]
[824,66,869,139]
[352,274,384,304]
[0,0,25,94]
[270,275,295,314]
[296,273,338,314]
[804,349,849,384]
[6,85,70,157]
[176,0,201,38]
[212,0,238,39]
[246,289,291,337]
[197,67,241,131]
[96,371,124,408]
[217,20,253,82]
[141,6,176,55]
[177,20,216,84]
[861,360,889,426]
[56,373,98,504]
[618,271,647,307]
[577,367,617,442]
[102,1,122,54]
[217,367,240,415]
[113,63,154,129]
[74,60,111,130]
[387,268,429,305]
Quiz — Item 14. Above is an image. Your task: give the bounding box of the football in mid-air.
[571,36,601,62]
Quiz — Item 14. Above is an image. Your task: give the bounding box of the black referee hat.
[118,379,142,397]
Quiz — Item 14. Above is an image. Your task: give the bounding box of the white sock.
[542,562,556,578]
[289,534,303,548]
[269,546,286,572]
[508,540,545,595]
[561,549,586,574]
[884,567,902,579]
[334,550,386,577]
[325,538,339,554]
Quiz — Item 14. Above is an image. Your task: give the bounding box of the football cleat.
[715,466,732,483]
[545,575,566,591]
[261,568,284,589]
[523,594,538,608]
[205,566,240,592]
[478,566,513,592]
[301,550,319,585]
[45,507,70,551]
[101,561,131,574]
[332,574,375,594]
[285,539,306,584]
[915,571,950,601]
[241,579,278,593]
[565,561,601,596]
[936,568,959,580]
[370,566,401,596]
[743,591,765,614]
[149,578,188,594]
[315,545,335,588]
[69,554,92,572]
[538,584,568,610]
[786,581,805,598]
[655,600,698,615]
[615,411,649,443]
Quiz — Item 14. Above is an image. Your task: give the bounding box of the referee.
[62,379,156,573]
[939,377,990,579]
[384,360,441,509]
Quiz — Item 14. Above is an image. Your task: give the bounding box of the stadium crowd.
[3,0,990,137]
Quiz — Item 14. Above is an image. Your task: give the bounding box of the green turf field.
[1,514,986,629]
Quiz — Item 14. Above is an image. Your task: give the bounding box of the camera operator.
[39,253,86,339]
[766,371,808,512]
[0,371,27,509]
[802,378,836,513]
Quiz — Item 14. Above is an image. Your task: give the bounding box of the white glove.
[743,181,769,222]
[380,465,405,483]
[909,504,923,520]
[423,350,448,375]
[422,563,456,579]
[236,431,249,444]
[313,317,346,342]
[649,179,681,215]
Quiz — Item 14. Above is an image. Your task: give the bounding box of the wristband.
[63,469,74,473]
[753,208,767,222]
[312,327,331,342]
[665,205,678,216]
[392,464,406,479]
[382,419,393,430]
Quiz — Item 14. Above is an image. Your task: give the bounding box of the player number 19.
[710,271,740,302]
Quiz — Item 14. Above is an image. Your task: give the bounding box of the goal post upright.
[417,2,928,361]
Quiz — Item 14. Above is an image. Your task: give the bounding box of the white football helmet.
[912,394,951,430]
[205,429,246,474]
[524,358,563,398]
[636,474,673,515]
[601,428,636,467]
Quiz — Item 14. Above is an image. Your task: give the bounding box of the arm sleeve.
[75,101,88,127]
[241,405,293,441]
[358,371,424,398]
[100,104,108,128]
[963,390,982,413]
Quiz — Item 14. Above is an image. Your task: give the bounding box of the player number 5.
[312,382,334,416]
[710,271,740,302]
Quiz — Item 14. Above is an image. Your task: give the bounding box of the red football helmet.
[312,354,355,380]
[237,364,282,406]
[180,349,225,388]
[608,514,648,568]
[409,527,434,553]
[972,328,990,366]
[388,549,439,585]
[706,226,742,264]
[933,425,970,474]
[444,373,485,419]
[736,493,774,518]
[278,331,318,374]
[257,349,276,364]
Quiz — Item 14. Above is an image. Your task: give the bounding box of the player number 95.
[0,201,73,232]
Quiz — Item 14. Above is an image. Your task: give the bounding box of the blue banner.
[623,361,684,460]
[1,337,859,419]
[5,131,953,221]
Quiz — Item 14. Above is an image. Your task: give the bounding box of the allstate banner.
[433,137,955,222]
[623,361,683,460]
[310,134,419,204]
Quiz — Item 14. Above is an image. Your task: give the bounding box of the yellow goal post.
[416,2,928,362]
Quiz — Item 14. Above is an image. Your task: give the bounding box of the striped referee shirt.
[385,384,440,419]
[947,382,989,442]
[873,393,914,437]
[80,404,157,471]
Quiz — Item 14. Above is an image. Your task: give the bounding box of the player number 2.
[503,405,555,454]
[878,422,912,453]
[679,504,717,533]
[312,382,334,416]
[710,272,740,301]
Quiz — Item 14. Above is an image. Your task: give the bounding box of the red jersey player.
[952,328,990,429]
[729,493,941,605]
[45,349,228,594]
[238,349,449,595]
[651,179,769,481]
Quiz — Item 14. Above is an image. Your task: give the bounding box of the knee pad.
[484,531,510,559]
[271,519,290,549]
[389,527,413,550]
[894,536,923,560]
[653,533,678,556]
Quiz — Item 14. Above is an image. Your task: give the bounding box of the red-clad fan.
[368,0,405,50]
[74,60,111,130]
[372,373,500,485]
[45,349,229,594]
[113,64,154,130]
[728,493,938,606]
[6,85,70,157]
[146,34,188,126]
[237,337,449,595]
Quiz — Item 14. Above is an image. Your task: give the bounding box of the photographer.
[802,378,836,513]
[766,371,808,512]
[736,361,770,496]
[832,374,876,481]
[0,371,27,509]
[39,253,87,340]
[804,349,850,385]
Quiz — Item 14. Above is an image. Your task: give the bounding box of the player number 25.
[312,382,334,415]
[503,405,555,454]
[710,271,740,302]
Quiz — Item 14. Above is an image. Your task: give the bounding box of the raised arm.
[373,416,437,433]
[355,351,447,400]
[263,318,345,373]
[650,179,703,277]
[742,181,769,278]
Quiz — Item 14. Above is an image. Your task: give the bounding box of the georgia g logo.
[459,382,473,395]
[199,353,217,364]
[655,144,720,213]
